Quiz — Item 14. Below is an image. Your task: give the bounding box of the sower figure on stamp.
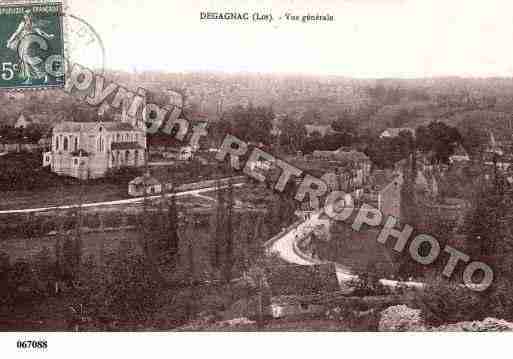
[6,9,55,85]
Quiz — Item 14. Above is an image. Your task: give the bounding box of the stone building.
[128,174,162,197]
[43,121,146,179]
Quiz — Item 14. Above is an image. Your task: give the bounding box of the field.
[0,183,128,211]
[305,220,399,279]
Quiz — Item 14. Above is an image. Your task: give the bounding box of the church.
[43,117,147,180]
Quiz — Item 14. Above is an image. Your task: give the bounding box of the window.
[45,156,50,162]
[74,137,78,151]
[63,137,68,151]
[74,158,78,165]
[55,136,59,150]
[116,133,120,142]
[125,150,130,163]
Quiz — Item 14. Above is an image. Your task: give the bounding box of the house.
[380,127,415,139]
[128,174,162,197]
[247,157,273,172]
[305,124,334,138]
[414,169,439,198]
[485,131,504,156]
[43,120,146,179]
[449,145,470,163]
[311,149,372,190]
[14,114,33,128]
[365,170,403,220]
[38,136,52,151]
[266,264,340,319]
[179,146,193,161]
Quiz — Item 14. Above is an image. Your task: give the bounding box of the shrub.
[415,280,485,327]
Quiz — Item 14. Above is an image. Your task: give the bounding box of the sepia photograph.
[0,0,512,357]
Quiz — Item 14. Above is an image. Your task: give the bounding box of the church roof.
[53,121,143,133]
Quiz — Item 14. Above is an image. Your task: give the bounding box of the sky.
[67,0,513,78]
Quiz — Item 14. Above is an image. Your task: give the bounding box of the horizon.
[101,67,513,81]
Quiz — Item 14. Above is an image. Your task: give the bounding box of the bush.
[104,167,143,185]
[415,281,485,327]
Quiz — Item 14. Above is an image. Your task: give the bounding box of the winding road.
[267,208,425,290]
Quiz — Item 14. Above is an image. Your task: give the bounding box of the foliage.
[219,104,274,145]
[416,121,461,164]
[104,253,162,323]
[0,123,49,143]
[348,263,391,297]
[302,132,354,154]
[458,122,490,159]
[278,116,307,153]
[462,186,501,257]
[104,166,143,184]
[415,281,484,327]
[0,152,71,191]
[364,132,413,169]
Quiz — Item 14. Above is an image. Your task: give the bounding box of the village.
[2,81,513,331]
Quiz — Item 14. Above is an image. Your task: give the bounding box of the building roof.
[129,175,161,186]
[111,142,144,150]
[53,121,143,133]
[312,149,369,163]
[333,150,370,162]
[381,127,415,138]
[305,124,333,137]
[451,144,470,158]
[266,264,340,297]
[312,150,335,159]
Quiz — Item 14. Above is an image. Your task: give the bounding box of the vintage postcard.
[0,0,511,357]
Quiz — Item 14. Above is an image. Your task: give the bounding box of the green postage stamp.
[0,1,65,90]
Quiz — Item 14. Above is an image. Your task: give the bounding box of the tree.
[463,186,501,257]
[278,116,307,153]
[332,111,358,141]
[33,246,56,295]
[458,123,489,160]
[415,122,461,164]
[166,191,180,255]
[211,178,226,269]
[105,253,160,325]
[185,220,197,319]
[223,179,235,283]
[364,134,412,170]
[61,235,80,286]
[0,252,11,306]
[222,105,274,145]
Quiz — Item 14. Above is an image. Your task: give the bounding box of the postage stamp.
[0,1,65,90]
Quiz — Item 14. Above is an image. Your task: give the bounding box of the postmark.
[0,1,65,90]
[63,13,105,76]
